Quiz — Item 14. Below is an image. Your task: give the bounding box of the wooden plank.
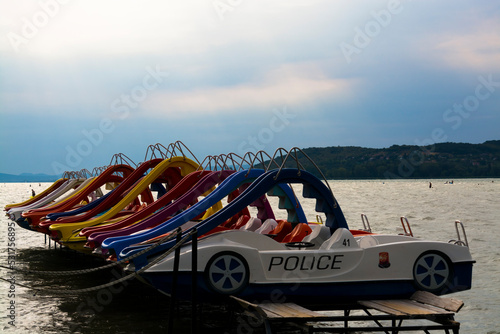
[358,300,407,316]
[365,299,453,316]
[256,303,290,318]
[230,295,259,310]
[403,301,456,315]
[411,291,464,312]
[371,300,439,315]
[280,303,324,318]
[259,302,322,319]
[230,296,269,318]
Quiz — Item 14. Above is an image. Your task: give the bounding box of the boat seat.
[221,215,239,228]
[320,228,358,250]
[357,235,379,248]
[268,220,292,242]
[222,207,252,228]
[281,223,313,243]
[302,225,332,248]
[240,217,262,232]
[231,215,251,229]
[350,230,375,236]
[255,219,278,234]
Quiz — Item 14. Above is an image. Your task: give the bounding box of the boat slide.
[37,167,182,240]
[56,169,211,252]
[4,178,67,211]
[82,170,214,249]
[23,164,135,228]
[84,170,238,254]
[37,163,151,227]
[87,168,290,253]
[110,168,308,264]
[49,157,200,244]
[47,159,165,226]
[98,169,241,256]
[8,178,87,223]
[123,168,340,268]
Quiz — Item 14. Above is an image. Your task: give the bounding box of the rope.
[0,229,196,295]
[0,276,37,290]
[0,226,180,276]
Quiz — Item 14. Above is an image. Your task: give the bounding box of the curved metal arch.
[144,144,168,161]
[273,147,336,207]
[91,166,108,176]
[200,154,239,171]
[79,169,93,179]
[62,171,80,179]
[108,153,137,168]
[169,140,201,165]
[219,152,247,171]
[244,151,275,176]
[146,141,201,166]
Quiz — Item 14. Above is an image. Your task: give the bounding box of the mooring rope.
[0,227,180,276]
[0,229,196,295]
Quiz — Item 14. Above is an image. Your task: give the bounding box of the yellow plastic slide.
[50,157,200,243]
[4,178,66,210]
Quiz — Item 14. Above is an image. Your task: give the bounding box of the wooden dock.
[231,291,464,333]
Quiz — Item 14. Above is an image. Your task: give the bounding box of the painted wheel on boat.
[205,252,249,295]
[413,252,452,293]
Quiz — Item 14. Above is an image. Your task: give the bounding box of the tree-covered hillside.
[295,140,500,179]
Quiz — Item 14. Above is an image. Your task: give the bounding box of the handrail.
[91,166,107,176]
[400,216,413,237]
[199,155,228,171]
[62,171,80,179]
[449,220,469,247]
[361,213,372,233]
[271,147,338,208]
[79,169,93,178]
[246,151,276,175]
[220,152,247,171]
[196,147,339,209]
[145,141,201,166]
[108,152,137,168]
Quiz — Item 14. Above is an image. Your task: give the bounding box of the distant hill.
[0,173,61,183]
[2,140,499,181]
[295,140,500,179]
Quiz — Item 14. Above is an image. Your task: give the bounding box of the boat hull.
[139,260,473,304]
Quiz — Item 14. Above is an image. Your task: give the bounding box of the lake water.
[1,179,499,333]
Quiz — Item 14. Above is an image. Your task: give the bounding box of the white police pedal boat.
[123,167,474,304]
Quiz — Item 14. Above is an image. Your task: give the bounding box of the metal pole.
[168,228,182,334]
[191,228,198,334]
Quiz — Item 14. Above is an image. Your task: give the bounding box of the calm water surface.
[1,179,499,333]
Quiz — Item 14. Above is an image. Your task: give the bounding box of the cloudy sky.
[1,0,499,175]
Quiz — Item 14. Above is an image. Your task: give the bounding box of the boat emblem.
[378,252,391,268]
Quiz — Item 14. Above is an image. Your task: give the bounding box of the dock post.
[191,228,198,334]
[168,228,182,334]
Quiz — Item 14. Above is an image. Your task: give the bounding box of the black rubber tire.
[413,251,452,293]
[205,252,249,295]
